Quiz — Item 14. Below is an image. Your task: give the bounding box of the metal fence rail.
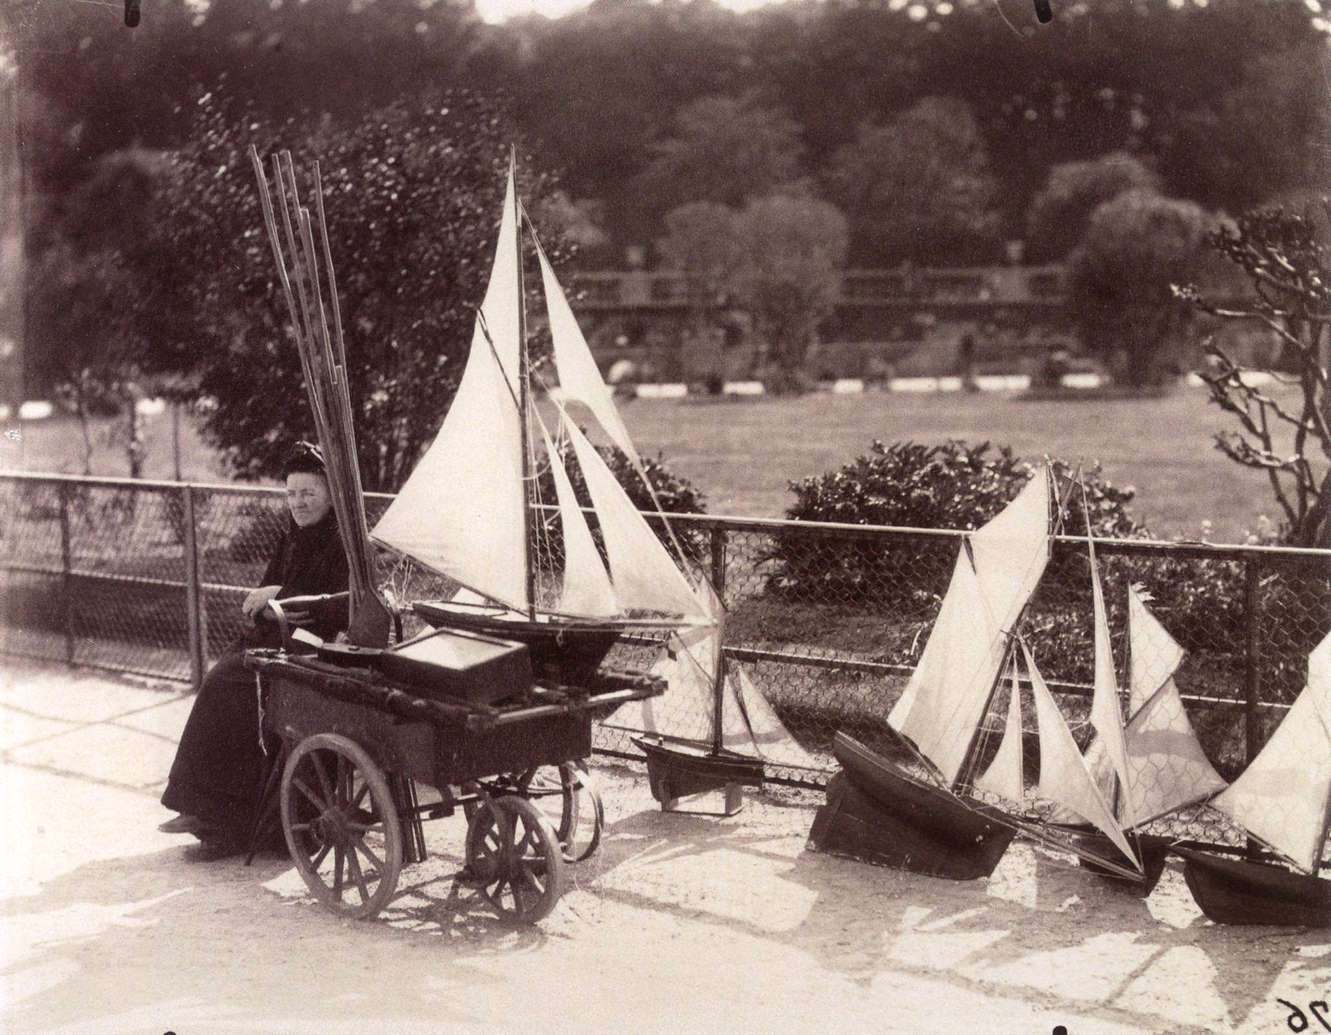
[3,471,1329,853]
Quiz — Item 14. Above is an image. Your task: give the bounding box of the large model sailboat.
[371,159,712,681]
[1174,628,1331,926]
[810,469,1154,882]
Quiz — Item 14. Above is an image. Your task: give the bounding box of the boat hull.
[634,735,764,793]
[1174,846,1331,927]
[1068,829,1171,895]
[414,601,621,682]
[808,732,1016,880]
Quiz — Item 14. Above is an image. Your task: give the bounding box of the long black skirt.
[161,649,274,846]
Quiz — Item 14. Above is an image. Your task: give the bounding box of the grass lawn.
[614,383,1292,541]
[3,382,1295,542]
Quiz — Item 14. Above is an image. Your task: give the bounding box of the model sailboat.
[1046,584,1228,892]
[606,585,819,812]
[810,469,1152,881]
[1174,628,1331,926]
[371,157,711,680]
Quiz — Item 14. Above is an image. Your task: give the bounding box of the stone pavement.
[2,658,1328,1035]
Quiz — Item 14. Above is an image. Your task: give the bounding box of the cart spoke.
[289,821,311,832]
[310,752,336,806]
[311,842,331,869]
[355,839,385,874]
[346,847,371,904]
[351,781,370,810]
[332,845,345,900]
[291,776,328,813]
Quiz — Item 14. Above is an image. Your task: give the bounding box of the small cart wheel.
[561,761,604,864]
[464,795,566,925]
[281,733,403,920]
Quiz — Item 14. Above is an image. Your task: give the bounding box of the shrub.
[764,440,1143,606]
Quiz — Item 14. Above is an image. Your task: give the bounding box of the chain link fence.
[3,472,1328,855]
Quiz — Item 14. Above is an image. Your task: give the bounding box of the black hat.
[282,440,327,478]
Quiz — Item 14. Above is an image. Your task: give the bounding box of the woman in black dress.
[159,442,349,855]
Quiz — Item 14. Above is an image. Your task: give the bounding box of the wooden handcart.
[244,648,663,926]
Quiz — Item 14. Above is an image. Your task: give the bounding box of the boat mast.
[513,152,537,622]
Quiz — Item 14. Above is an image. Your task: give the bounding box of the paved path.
[1,659,1327,1034]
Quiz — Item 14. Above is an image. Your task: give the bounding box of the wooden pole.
[513,158,537,621]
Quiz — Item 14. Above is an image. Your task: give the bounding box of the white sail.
[562,414,708,621]
[1026,641,1141,869]
[1088,544,1132,796]
[889,545,1004,784]
[370,165,528,609]
[890,471,1049,785]
[974,655,1026,804]
[729,663,819,769]
[535,242,641,468]
[537,422,618,618]
[1127,584,1185,715]
[1119,674,1228,827]
[1211,631,1331,873]
[967,470,1052,636]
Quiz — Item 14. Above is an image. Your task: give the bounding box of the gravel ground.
[2,660,1328,1034]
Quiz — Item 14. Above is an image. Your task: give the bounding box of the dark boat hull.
[1174,846,1331,927]
[1069,829,1171,895]
[414,601,621,682]
[634,735,765,799]
[808,732,1016,880]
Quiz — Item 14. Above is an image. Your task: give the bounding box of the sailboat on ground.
[810,469,1153,882]
[606,585,820,812]
[1174,629,1331,926]
[371,158,712,682]
[1048,584,1228,894]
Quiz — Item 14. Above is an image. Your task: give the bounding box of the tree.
[1068,190,1213,388]
[732,193,848,380]
[657,201,743,378]
[1025,152,1162,262]
[139,91,571,492]
[823,96,1000,266]
[634,92,807,231]
[1178,204,1331,547]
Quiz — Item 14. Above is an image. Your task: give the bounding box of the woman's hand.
[242,585,282,620]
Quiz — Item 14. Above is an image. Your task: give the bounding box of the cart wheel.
[523,765,580,852]
[281,733,403,920]
[464,795,566,925]
[552,761,603,864]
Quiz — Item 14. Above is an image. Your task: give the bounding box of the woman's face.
[286,471,332,527]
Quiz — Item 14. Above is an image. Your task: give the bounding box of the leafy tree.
[732,193,848,379]
[1178,204,1331,547]
[823,97,1001,266]
[634,92,807,230]
[139,91,571,492]
[1025,152,1162,262]
[1068,190,1213,388]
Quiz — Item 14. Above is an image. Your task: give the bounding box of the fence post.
[57,482,74,664]
[1243,556,1262,859]
[181,484,206,690]
[709,525,727,755]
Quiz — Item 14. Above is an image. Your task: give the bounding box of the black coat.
[247,510,350,645]
[162,507,350,843]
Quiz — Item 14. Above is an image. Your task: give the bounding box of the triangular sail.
[370,165,528,609]
[890,471,1049,785]
[729,663,819,769]
[889,545,1004,784]
[537,421,618,618]
[562,414,708,622]
[1119,675,1228,827]
[1088,542,1132,797]
[534,238,641,469]
[1026,641,1141,869]
[1127,584,1185,715]
[974,654,1026,804]
[1211,630,1331,874]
